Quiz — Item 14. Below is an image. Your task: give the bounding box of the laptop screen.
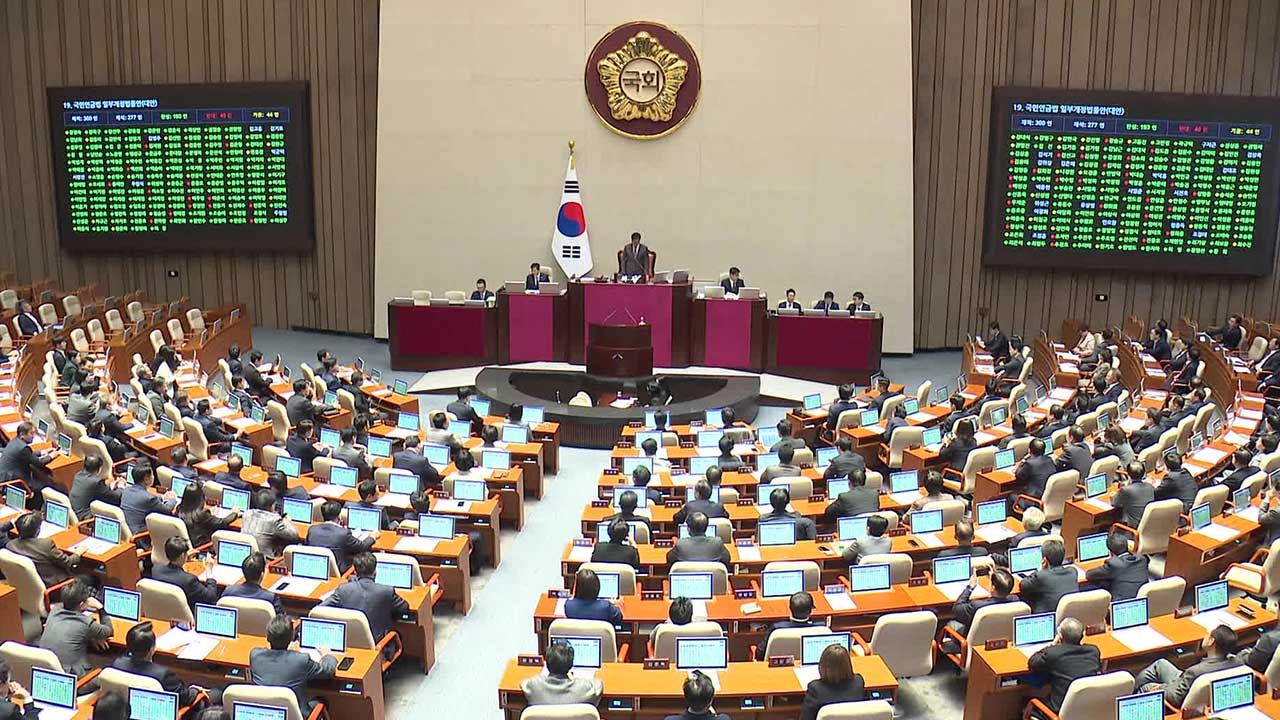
[282,497,314,523]
[994,449,1015,470]
[860,409,879,426]
[1111,597,1148,631]
[367,437,392,458]
[1233,486,1253,509]
[922,427,942,446]
[249,405,265,423]
[347,506,382,532]
[231,443,254,467]
[423,443,451,466]
[827,478,850,497]
[31,668,76,710]
[94,515,122,545]
[800,632,851,665]
[292,551,331,580]
[159,417,175,438]
[934,385,950,404]
[635,430,663,448]
[816,446,838,467]
[171,476,192,500]
[596,520,643,543]
[594,572,621,600]
[1076,532,1109,562]
[759,520,796,546]
[976,499,1007,526]
[837,516,868,540]
[991,407,1008,426]
[375,561,415,589]
[397,412,419,431]
[669,572,714,600]
[387,471,418,496]
[756,483,787,506]
[129,688,178,720]
[803,393,822,410]
[1189,503,1212,530]
[761,569,805,598]
[419,514,456,540]
[889,470,919,494]
[276,456,301,478]
[103,587,140,621]
[1210,673,1255,712]
[481,450,510,470]
[756,427,780,447]
[299,617,347,652]
[501,424,529,444]
[910,509,944,534]
[324,391,338,407]
[685,486,721,503]
[194,603,238,639]
[1009,545,1043,574]
[232,703,288,720]
[622,457,654,476]
[222,488,251,513]
[57,433,72,452]
[453,479,487,502]
[675,637,728,670]
[1085,473,1108,498]
[697,429,724,448]
[3,486,23,510]
[904,398,920,414]
[1115,691,1164,720]
[330,466,358,488]
[755,452,779,472]
[932,555,971,585]
[471,398,490,416]
[1195,579,1229,613]
[524,406,545,424]
[703,409,722,427]
[448,420,471,438]
[611,486,648,508]
[849,563,891,592]
[45,502,70,529]
[393,379,409,394]
[217,540,252,568]
[550,636,602,669]
[319,428,340,448]
[1013,612,1056,646]
[687,455,716,477]
[1016,396,1030,414]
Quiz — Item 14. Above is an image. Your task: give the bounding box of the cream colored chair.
[915,380,932,406]
[0,642,67,690]
[1193,403,1217,439]
[213,530,260,556]
[0,550,62,622]
[166,318,185,345]
[411,290,431,305]
[1174,415,1196,455]
[921,499,966,526]
[763,560,821,591]
[138,578,195,625]
[1087,456,1121,484]
[881,426,923,469]
[182,417,209,461]
[1055,589,1111,626]
[96,667,164,696]
[336,389,358,414]
[580,562,638,596]
[90,501,131,538]
[443,290,467,304]
[309,606,401,669]
[815,700,894,720]
[1239,469,1267,498]
[858,553,912,585]
[1018,470,1079,525]
[1075,411,1100,436]
[1006,435,1034,461]
[547,619,625,662]
[759,624,836,661]
[0,325,11,353]
[69,328,89,353]
[1023,671,1134,720]
[1179,668,1254,711]
[792,447,815,466]
[670,561,730,595]
[148,328,166,356]
[261,444,290,472]
[0,290,16,310]
[649,621,724,661]
[1136,577,1186,617]
[519,707,600,720]
[834,409,862,432]
[1116,499,1183,576]
[86,318,106,344]
[853,610,936,677]
[283,545,340,579]
[977,400,1010,428]
[943,446,997,495]
[1225,537,1280,608]
[1096,401,1120,427]
[942,601,1031,672]
[707,517,733,544]
[105,308,125,332]
[186,308,205,333]
[313,456,348,484]
[1016,533,1064,549]
[37,303,58,327]
[126,300,145,323]
[223,685,317,720]
[772,476,813,501]
[372,552,427,586]
[266,400,291,443]
[145,514,192,567]
[1137,444,1163,474]
[1193,484,1230,516]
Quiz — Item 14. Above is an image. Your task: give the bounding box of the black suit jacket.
[307,521,375,573]
[0,438,48,482]
[1020,565,1079,614]
[1148,337,1172,362]
[720,278,745,294]
[222,580,286,616]
[620,243,650,276]
[525,273,548,290]
[469,290,494,302]
[986,331,1011,360]
[243,364,271,396]
[1016,455,1058,498]
[1027,643,1103,713]
[800,677,866,720]
[15,313,42,336]
[1243,628,1280,673]
[1112,481,1155,527]
[1155,469,1197,513]
[673,498,729,525]
[952,586,1021,630]
[822,487,880,522]
[1056,443,1093,478]
[113,655,200,706]
[777,300,801,311]
[392,450,440,489]
[286,434,328,473]
[1084,552,1148,600]
[589,540,641,570]
[152,562,221,610]
[320,576,409,642]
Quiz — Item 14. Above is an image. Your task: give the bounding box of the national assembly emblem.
[585,22,701,139]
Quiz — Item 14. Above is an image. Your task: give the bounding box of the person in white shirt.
[1072,325,1097,357]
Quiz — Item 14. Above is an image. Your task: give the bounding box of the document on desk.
[225,417,257,431]
[1210,706,1273,720]
[906,412,934,423]
[914,532,945,549]
[177,635,220,661]
[890,491,921,505]
[736,546,762,563]
[1189,609,1248,631]
[68,537,116,556]
[1190,448,1229,465]
[1084,497,1113,511]
[824,592,857,611]
[1236,506,1262,523]
[33,704,77,720]
[207,565,244,585]
[271,577,325,597]
[973,431,1000,445]
[553,599,566,616]
[375,493,409,508]
[308,484,348,498]
[793,665,821,687]
[975,524,1016,543]
[37,522,62,539]
[567,544,593,562]
[691,600,709,620]
[1198,523,1241,543]
[211,406,237,419]
[384,428,416,440]
[1111,626,1171,653]
[934,582,977,601]
[396,536,441,554]
[1119,417,1146,433]
[157,627,198,651]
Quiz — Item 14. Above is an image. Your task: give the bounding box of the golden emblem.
[596,31,689,122]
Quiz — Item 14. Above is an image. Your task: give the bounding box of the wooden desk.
[783,385,909,448]
[464,434,545,500]
[51,525,142,589]
[0,585,22,646]
[497,656,898,720]
[1165,508,1262,589]
[372,533,475,614]
[388,299,499,372]
[268,382,352,429]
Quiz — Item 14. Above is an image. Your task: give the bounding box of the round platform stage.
[472,368,760,449]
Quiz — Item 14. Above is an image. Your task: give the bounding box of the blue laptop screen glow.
[800,633,851,665]
[994,449,1015,470]
[669,572,714,600]
[1111,597,1148,631]
[233,703,287,720]
[222,488,250,512]
[330,466,358,488]
[933,555,970,585]
[1009,545,1043,574]
[423,444,451,465]
[481,450,510,470]
[551,636,602,669]
[850,563,891,592]
[387,471,418,496]
[837,516,868,540]
[1115,691,1164,720]
[501,424,529,444]
[635,430,663,448]
[756,483,787,506]
[910,509,944,534]
[761,569,805,598]
[292,551,330,580]
[803,393,822,410]
[129,688,178,720]
[1014,612,1056,646]
[1211,673,1255,712]
[827,478,850,497]
[397,412,419,431]
[448,420,471,438]
[676,637,727,670]
[470,398,490,416]
[1085,473,1108,498]
[756,427,780,447]
[453,479,487,502]
[976,499,1007,526]
[697,429,724,448]
[889,470,918,494]
[282,497,314,523]
[319,428,340,448]
[31,668,75,709]
[922,427,942,446]
[612,486,648,508]
[622,457,653,475]
[1076,532,1109,562]
[103,587,140,620]
[1195,580,1229,613]
[231,443,254,466]
[759,520,796,546]
[195,603,238,639]
[524,406,545,424]
[276,456,301,478]
[45,502,69,529]
[93,515,122,544]
[689,455,717,476]
[367,437,392,458]
[299,617,347,652]
[816,446,838,466]
[347,506,381,532]
[375,561,414,589]
[218,540,252,568]
[1190,503,1211,530]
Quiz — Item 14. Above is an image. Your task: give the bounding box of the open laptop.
[103,587,141,621]
[1209,672,1265,719]
[669,571,714,600]
[760,569,806,599]
[848,563,891,593]
[232,703,288,720]
[887,470,920,503]
[1008,545,1043,577]
[1115,691,1163,720]
[375,560,416,589]
[758,519,796,546]
[30,667,77,720]
[299,616,347,658]
[1013,612,1056,655]
[548,636,602,672]
[129,688,178,720]
[1075,532,1109,563]
[675,637,728,671]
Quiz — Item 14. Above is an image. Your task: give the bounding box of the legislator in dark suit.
[39,607,113,678]
[951,585,1021,632]
[720,277,745,295]
[320,575,409,643]
[673,498,729,525]
[69,468,122,520]
[1027,643,1103,713]
[286,433,328,474]
[1019,565,1079,614]
[113,655,205,706]
[1055,441,1093,478]
[243,363,272,397]
[1113,481,1155,528]
[222,579,287,617]
[15,312,43,337]
[799,675,866,720]
[1154,468,1197,513]
[286,393,330,426]
[307,521,375,574]
[1084,552,1148,601]
[1016,454,1057,498]
[249,647,337,711]
[822,487,880,522]
[8,537,79,586]
[665,535,730,565]
[620,238,651,277]
[590,539,641,570]
[392,449,441,489]
[0,437,49,483]
[122,483,177,537]
[152,562,221,610]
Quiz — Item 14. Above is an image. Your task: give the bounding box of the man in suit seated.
[307,500,376,573]
[212,454,252,491]
[250,615,338,713]
[1155,451,1198,514]
[1027,618,1103,716]
[846,291,871,313]
[1217,449,1256,493]
[606,490,651,534]
[153,537,222,610]
[667,671,731,720]
[38,578,112,681]
[285,378,335,426]
[630,465,664,506]
[673,480,728,525]
[868,376,901,413]
[770,419,806,453]
[1112,461,1156,531]
[446,386,484,434]
[720,267,745,295]
[1257,487,1280,546]
[69,455,121,521]
[590,518,641,570]
[666,512,730,566]
[13,301,44,336]
[823,435,866,479]
[823,468,879,520]
[777,288,801,311]
[1004,507,1049,551]
[121,464,177,539]
[115,621,222,706]
[841,514,891,565]
[1208,314,1245,350]
[524,262,550,290]
[948,568,1019,636]
[1255,337,1280,389]
[1055,426,1093,478]
[1018,539,1077,614]
[1084,531,1148,600]
[332,427,373,479]
[755,591,821,660]
[1135,625,1242,706]
[760,487,816,540]
[267,471,311,514]
[317,357,342,393]
[985,321,1011,361]
[937,419,977,472]
[0,422,52,486]
[713,435,744,473]
[193,400,236,454]
[619,232,650,278]
[995,345,1025,381]
[564,568,622,625]
[1036,404,1070,441]
[9,512,81,586]
[392,437,442,490]
[759,445,802,483]
[1145,327,1172,363]
[242,350,272,398]
[320,552,410,655]
[520,640,603,707]
[813,291,840,312]
[222,552,286,616]
[1240,623,1280,674]
[937,520,990,559]
[287,420,330,474]
[469,278,495,303]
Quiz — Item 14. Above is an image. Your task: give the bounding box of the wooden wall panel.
[0,0,378,334]
[914,0,1280,348]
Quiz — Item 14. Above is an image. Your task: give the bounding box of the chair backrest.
[1007,384,1027,413]
[1057,671,1134,719]
[835,409,861,430]
[547,618,621,662]
[0,551,49,617]
[956,447,998,494]
[137,578,195,625]
[261,444,289,471]
[669,561,729,595]
[0,642,62,688]
[886,427,924,467]
[186,308,205,332]
[336,389,357,414]
[37,303,58,326]
[166,318,184,344]
[921,499,966,526]
[858,553,911,585]
[815,700,894,720]
[1134,499,1184,555]
[1175,416,1196,454]
[867,611,936,677]
[650,621,724,661]
[1006,435,1034,461]
[1193,404,1216,438]
[69,328,89,353]
[309,606,376,648]
[214,529,260,556]
[792,447,814,466]
[182,417,209,461]
[1087,455,1121,484]
[313,456,347,483]
[1040,470,1080,523]
[1193,484,1229,516]
[1240,469,1267,498]
[266,401,290,443]
[1180,668,1254,710]
[41,486,73,513]
[1076,411,1100,436]
[283,545,340,578]
[708,517,733,543]
[0,325,10,352]
[964,601,1031,670]
[1055,588,1111,626]
[105,308,124,331]
[149,329,166,355]
[411,290,431,305]
[581,562,638,596]
[763,560,821,590]
[146,514,191,567]
[772,476,813,501]
[86,318,105,343]
[126,301,145,323]
[1137,444,1163,474]
[915,381,932,405]
[761,624,836,661]
[519,706,601,720]
[1136,577,1186,617]
[222,685,306,720]
[97,667,164,696]
[0,290,15,310]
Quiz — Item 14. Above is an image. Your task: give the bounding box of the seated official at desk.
[936,521,989,559]
[1216,449,1256,493]
[666,513,730,566]
[674,480,728,526]
[770,419,806,453]
[268,471,311,513]
[841,514,891,565]
[654,597,695,637]
[320,552,410,653]
[666,671,730,720]
[242,489,300,560]
[759,445,802,484]
[520,640,603,707]
[193,399,235,453]
[565,568,623,626]
[177,483,239,548]
[943,396,971,432]
[1018,539,1077,614]
[1135,625,1241,706]
[984,321,1011,361]
[39,578,113,680]
[9,511,80,586]
[948,568,1018,636]
[606,490,651,534]
[639,438,672,473]
[1113,462,1156,529]
[824,468,879,520]
[761,488,816,540]
[1027,618,1102,716]
[251,615,339,712]
[846,291,871,314]
[352,481,398,531]
[591,518,641,570]
[824,436,866,479]
[937,419,977,471]
[154,537,222,610]
[909,470,954,512]
[813,291,840,312]
[470,278,495,302]
[115,621,223,706]
[167,447,200,481]
[721,267,745,295]
[714,436,743,473]
[393,436,442,489]
[243,350,273,398]
[122,464,177,539]
[1091,426,1135,465]
[525,262,550,290]
[308,500,376,573]
[801,644,866,720]
[620,232,650,279]
[1014,439,1056,508]
[756,591,821,660]
[285,379,336,426]
[778,288,801,311]
[447,386,484,434]
[0,421,52,486]
[630,466,664,506]
[1004,507,1049,552]
[1084,532,1148,601]
[1241,624,1280,673]
[1155,451,1198,514]
[222,551,286,616]
[1055,426,1093,478]
[333,428,373,480]
[212,455,252,491]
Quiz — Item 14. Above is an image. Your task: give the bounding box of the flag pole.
[568,139,576,169]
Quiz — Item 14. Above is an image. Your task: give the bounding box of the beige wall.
[375,0,915,353]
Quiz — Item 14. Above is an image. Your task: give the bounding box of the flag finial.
[568,140,576,168]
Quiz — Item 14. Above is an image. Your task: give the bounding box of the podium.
[586,324,653,378]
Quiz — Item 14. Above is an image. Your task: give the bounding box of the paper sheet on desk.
[272,577,324,596]
[177,635,220,661]
[396,536,441,554]
[1119,417,1145,433]
[824,592,857,611]
[793,665,821,687]
[1224,431,1251,446]
[1239,408,1263,420]
[1198,523,1241,542]
[975,524,1015,543]
[1111,626,1171,652]
[935,582,985,601]
[225,417,256,430]
[33,704,77,720]
[974,431,1000,445]
[906,412,934,423]
[567,545,593,562]
[1190,448,1229,465]
[737,546,762,563]
[1189,609,1248,631]
[375,493,409,508]
[157,627,198,652]
[1084,497,1112,511]
[890,492,920,505]
[37,523,62,539]
[691,600,709,621]
[68,538,116,556]
[1212,706,1273,720]
[384,428,416,440]
[309,484,348,498]
[208,565,244,585]
[914,533,945,549]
